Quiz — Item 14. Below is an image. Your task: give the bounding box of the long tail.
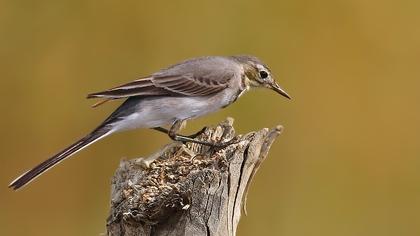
[9,126,113,190]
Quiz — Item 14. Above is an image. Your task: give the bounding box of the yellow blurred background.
[1,0,419,235]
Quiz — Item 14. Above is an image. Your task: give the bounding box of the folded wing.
[87,72,233,100]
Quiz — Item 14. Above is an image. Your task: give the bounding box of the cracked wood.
[107,118,283,236]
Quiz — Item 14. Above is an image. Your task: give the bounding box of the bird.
[9,55,290,190]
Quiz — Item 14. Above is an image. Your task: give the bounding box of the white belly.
[111,90,236,132]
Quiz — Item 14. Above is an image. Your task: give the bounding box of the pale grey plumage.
[87,56,239,99]
[9,55,290,190]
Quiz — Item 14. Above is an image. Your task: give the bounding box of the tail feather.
[9,127,112,190]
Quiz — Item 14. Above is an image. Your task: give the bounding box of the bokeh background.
[1,0,419,235]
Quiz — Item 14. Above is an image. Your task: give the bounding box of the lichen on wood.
[107,118,283,236]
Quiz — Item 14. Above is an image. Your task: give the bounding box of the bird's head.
[233,55,291,99]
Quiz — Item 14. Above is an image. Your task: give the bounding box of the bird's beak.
[271,81,291,99]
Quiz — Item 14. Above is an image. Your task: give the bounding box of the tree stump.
[106,118,283,236]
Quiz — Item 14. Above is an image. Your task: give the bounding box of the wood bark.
[106,118,283,236]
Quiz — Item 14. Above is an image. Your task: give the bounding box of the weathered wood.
[107,118,283,236]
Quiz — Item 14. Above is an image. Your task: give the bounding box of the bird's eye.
[259,70,269,79]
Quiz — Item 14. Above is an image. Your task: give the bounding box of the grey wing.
[87,64,234,99]
[87,77,167,99]
[151,72,232,96]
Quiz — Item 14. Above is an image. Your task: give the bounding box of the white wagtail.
[9,55,290,190]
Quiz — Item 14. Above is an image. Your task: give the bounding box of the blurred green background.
[1,0,419,235]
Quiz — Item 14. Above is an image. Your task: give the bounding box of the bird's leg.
[152,121,220,147]
[153,123,206,144]
[152,126,207,138]
[167,120,217,146]
[153,121,238,147]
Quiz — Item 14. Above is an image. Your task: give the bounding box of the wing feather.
[151,73,232,96]
[87,78,168,99]
[87,70,233,100]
